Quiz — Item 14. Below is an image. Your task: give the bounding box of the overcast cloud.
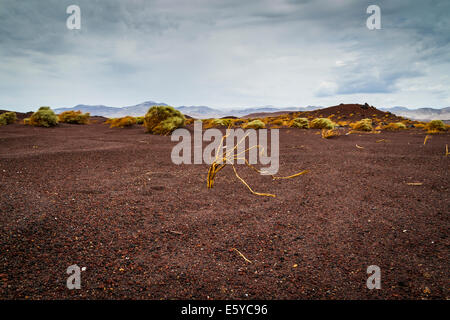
[0,0,449,112]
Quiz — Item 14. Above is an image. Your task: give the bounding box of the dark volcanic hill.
[299,103,387,119]
[249,103,408,123]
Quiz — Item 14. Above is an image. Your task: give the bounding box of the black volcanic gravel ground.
[0,122,449,299]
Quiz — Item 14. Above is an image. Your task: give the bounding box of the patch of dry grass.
[321,129,340,139]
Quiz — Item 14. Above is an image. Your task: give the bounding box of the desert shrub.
[290,117,309,129]
[271,119,284,126]
[425,120,446,132]
[244,119,265,129]
[135,116,145,125]
[233,119,246,127]
[384,122,407,131]
[310,118,335,129]
[321,129,340,139]
[202,119,215,129]
[337,121,349,127]
[28,107,58,127]
[0,112,17,125]
[352,118,373,131]
[213,118,234,127]
[109,116,136,128]
[184,118,195,125]
[260,117,268,124]
[58,110,90,124]
[6,112,17,124]
[144,105,185,135]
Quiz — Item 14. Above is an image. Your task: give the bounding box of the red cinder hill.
[296,103,392,120]
[245,103,408,123]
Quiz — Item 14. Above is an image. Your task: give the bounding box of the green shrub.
[213,118,234,127]
[271,119,284,126]
[384,122,407,131]
[135,116,145,125]
[425,120,446,131]
[185,118,196,125]
[144,106,185,135]
[290,117,309,129]
[0,112,17,125]
[58,110,90,124]
[108,116,136,128]
[28,107,58,127]
[244,119,265,129]
[310,118,335,129]
[352,118,373,131]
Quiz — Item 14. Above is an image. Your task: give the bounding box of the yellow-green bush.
[384,122,406,131]
[244,119,265,129]
[337,120,349,127]
[321,129,340,139]
[0,112,17,125]
[290,117,309,129]
[213,118,234,127]
[184,118,196,125]
[425,120,446,132]
[144,106,185,135]
[58,110,90,124]
[271,119,284,126]
[352,118,373,131]
[108,116,136,128]
[310,118,335,129]
[201,119,216,129]
[135,116,145,125]
[28,107,58,127]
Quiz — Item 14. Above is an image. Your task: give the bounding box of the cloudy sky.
[1,0,449,112]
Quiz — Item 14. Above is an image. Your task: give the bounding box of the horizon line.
[2,102,450,113]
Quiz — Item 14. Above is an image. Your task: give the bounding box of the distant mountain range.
[176,105,320,118]
[379,106,450,121]
[54,102,320,119]
[52,101,449,120]
[54,101,169,118]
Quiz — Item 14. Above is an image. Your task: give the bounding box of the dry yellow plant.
[423,135,430,145]
[321,129,340,139]
[206,129,308,197]
[231,248,252,264]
